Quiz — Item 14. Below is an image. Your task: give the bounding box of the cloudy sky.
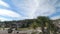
[0,0,60,21]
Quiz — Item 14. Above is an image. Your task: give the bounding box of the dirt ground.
[0,30,17,34]
[0,30,28,34]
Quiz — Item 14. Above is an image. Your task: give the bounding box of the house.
[52,19,60,28]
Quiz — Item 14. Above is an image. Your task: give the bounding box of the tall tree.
[37,16,51,34]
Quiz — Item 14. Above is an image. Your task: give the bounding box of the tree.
[50,24,57,34]
[37,16,51,34]
[30,21,38,29]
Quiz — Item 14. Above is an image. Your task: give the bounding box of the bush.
[8,29,13,33]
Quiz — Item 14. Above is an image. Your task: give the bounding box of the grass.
[17,28,30,31]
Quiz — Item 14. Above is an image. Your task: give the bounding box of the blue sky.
[0,0,60,21]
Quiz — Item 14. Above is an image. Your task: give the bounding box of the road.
[0,30,32,34]
[0,30,17,34]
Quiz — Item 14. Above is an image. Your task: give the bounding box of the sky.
[0,0,60,21]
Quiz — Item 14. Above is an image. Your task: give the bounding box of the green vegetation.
[31,32,37,34]
[0,16,59,34]
[30,22,38,29]
[17,28,29,31]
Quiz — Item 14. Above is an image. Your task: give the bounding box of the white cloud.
[12,0,39,19]
[0,9,21,18]
[12,0,57,19]
[0,0,10,7]
[50,16,60,20]
[0,0,59,21]
[48,0,58,5]
[35,0,56,17]
[0,17,10,21]
[55,1,60,7]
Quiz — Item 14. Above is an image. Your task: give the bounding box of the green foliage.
[31,32,37,34]
[0,16,57,34]
[37,16,51,34]
[30,22,38,29]
[31,32,35,34]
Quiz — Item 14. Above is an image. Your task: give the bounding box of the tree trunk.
[41,27,45,34]
[47,27,50,34]
[53,26,57,34]
[46,22,50,34]
[41,22,45,34]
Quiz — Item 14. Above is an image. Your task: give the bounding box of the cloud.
[51,16,60,20]
[0,17,10,21]
[0,9,21,18]
[12,0,56,19]
[12,0,39,19]
[0,0,59,21]
[48,0,58,5]
[0,0,10,7]
[35,0,56,17]
[55,1,60,7]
